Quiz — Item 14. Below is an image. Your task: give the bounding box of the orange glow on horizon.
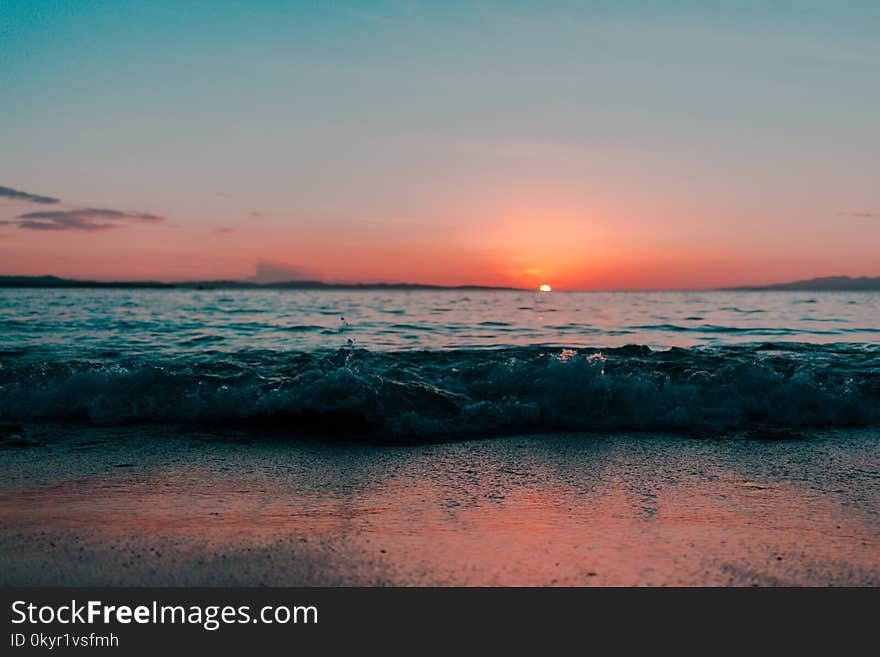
[2,184,877,290]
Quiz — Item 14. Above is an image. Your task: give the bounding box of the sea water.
[1,289,878,438]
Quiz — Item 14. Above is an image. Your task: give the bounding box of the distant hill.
[728,276,880,291]
[0,275,523,291]
[0,275,172,288]
[4,274,878,292]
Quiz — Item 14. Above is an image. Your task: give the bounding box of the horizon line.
[1,273,879,293]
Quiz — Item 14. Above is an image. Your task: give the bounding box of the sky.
[1,0,879,289]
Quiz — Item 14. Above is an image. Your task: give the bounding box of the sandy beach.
[2,425,877,586]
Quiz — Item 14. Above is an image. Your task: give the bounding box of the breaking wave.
[2,343,879,440]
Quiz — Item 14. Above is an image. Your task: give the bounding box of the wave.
[627,324,846,335]
[1,344,878,440]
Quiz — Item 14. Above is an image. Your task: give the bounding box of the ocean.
[2,288,878,586]
[1,288,878,439]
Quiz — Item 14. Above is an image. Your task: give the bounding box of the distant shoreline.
[0,275,524,291]
[723,275,880,292]
[0,274,878,292]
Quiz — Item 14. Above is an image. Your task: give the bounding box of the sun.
[539,284,552,292]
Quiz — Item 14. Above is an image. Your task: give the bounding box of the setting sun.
[539,284,552,292]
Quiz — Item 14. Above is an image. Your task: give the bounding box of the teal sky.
[2,1,878,287]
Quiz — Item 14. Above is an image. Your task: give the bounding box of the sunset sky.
[2,1,879,289]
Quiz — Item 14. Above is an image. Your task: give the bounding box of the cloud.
[838,211,880,219]
[248,211,265,218]
[4,208,165,231]
[212,226,235,235]
[0,185,61,205]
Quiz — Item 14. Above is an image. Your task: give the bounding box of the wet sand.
[1,425,878,586]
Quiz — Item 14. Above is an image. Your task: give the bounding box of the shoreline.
[2,426,877,586]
